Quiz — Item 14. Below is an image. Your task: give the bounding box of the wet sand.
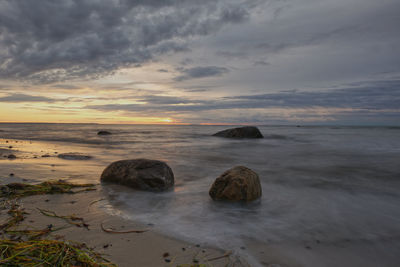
[7,186,241,267]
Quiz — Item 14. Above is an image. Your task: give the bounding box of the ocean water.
[1,123,400,265]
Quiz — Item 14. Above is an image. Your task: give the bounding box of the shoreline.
[3,184,244,267]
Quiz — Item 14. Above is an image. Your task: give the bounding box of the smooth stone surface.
[101,159,174,192]
[58,153,92,160]
[212,126,263,138]
[209,166,262,202]
[97,130,112,135]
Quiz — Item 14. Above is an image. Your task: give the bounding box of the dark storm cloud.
[0,93,57,102]
[174,66,230,81]
[86,79,400,113]
[224,82,400,110]
[0,0,255,83]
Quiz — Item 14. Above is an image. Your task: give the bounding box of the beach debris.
[0,180,116,266]
[0,180,95,199]
[5,225,58,240]
[9,173,14,176]
[88,198,106,212]
[37,208,89,229]
[8,146,12,148]
[0,239,116,266]
[0,202,26,231]
[7,154,17,159]
[0,202,60,240]
[98,130,112,135]
[100,222,148,234]
[206,250,232,262]
[163,252,170,257]
[101,158,175,191]
[41,154,51,157]
[209,166,262,202]
[212,126,263,138]
[57,153,93,160]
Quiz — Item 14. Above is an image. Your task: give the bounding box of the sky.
[0,0,399,125]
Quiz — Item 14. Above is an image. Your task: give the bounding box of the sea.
[1,123,400,266]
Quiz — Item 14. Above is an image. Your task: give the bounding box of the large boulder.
[213,126,263,138]
[100,159,174,192]
[209,166,262,202]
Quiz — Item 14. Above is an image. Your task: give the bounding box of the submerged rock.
[212,126,263,138]
[58,153,92,160]
[97,130,112,135]
[209,166,262,202]
[100,159,174,192]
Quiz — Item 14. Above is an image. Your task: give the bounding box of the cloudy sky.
[0,0,399,125]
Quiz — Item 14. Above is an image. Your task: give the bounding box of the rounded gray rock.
[209,166,262,202]
[100,159,174,192]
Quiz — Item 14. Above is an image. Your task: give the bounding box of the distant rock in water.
[209,166,262,202]
[212,126,263,138]
[7,154,17,159]
[101,159,174,192]
[58,153,92,160]
[97,131,112,135]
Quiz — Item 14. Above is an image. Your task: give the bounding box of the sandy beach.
[4,186,242,267]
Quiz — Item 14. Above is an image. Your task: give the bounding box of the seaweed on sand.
[0,180,96,199]
[0,239,116,266]
[0,180,116,266]
[37,208,89,229]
